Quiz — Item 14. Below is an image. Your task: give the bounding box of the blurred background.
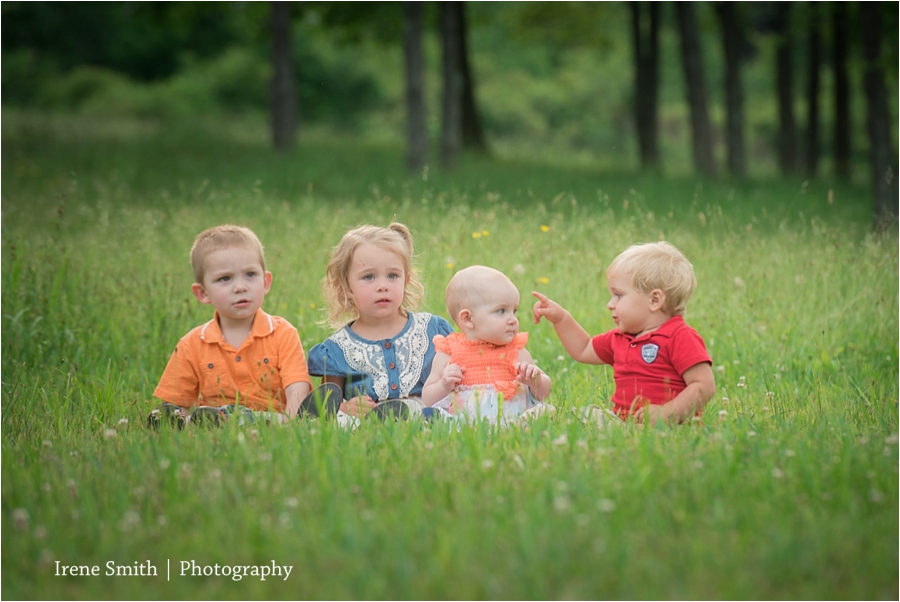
[2,1,898,222]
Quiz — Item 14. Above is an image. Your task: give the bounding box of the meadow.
[1,110,897,600]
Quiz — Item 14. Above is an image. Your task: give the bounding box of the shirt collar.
[622,315,684,342]
[199,309,273,344]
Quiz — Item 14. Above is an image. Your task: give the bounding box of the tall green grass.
[2,111,897,599]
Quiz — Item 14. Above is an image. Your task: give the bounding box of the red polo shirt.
[154,309,311,412]
[591,315,711,417]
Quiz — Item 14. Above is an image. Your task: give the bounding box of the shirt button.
[236,356,242,362]
[389,362,396,369]
[384,342,392,349]
[208,363,214,369]
[391,383,398,391]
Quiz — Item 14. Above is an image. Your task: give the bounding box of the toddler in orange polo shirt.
[422,265,553,424]
[148,225,329,428]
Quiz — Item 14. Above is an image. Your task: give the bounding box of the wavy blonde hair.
[322,222,425,329]
[606,241,696,316]
[190,225,265,284]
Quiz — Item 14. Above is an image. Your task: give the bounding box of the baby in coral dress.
[422,265,553,424]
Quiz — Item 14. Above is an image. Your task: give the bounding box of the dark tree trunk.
[403,2,427,173]
[630,2,661,171]
[715,2,746,178]
[675,2,716,176]
[440,1,463,170]
[832,2,851,179]
[270,1,297,153]
[457,2,488,153]
[805,3,821,177]
[775,3,798,174]
[859,2,899,227]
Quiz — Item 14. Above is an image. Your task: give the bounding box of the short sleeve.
[274,319,311,388]
[671,325,712,375]
[591,330,616,365]
[511,332,528,353]
[433,334,450,354]
[307,341,334,377]
[154,335,201,405]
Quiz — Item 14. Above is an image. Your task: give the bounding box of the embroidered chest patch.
[641,344,659,364]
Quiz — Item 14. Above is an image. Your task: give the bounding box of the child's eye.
[246,271,256,278]
[218,276,230,282]
[388,272,400,280]
[362,274,375,281]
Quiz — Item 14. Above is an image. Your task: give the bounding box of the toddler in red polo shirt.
[148,225,320,428]
[532,241,715,424]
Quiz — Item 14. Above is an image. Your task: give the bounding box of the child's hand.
[632,404,672,425]
[441,363,465,391]
[341,395,376,417]
[515,361,544,389]
[531,291,568,325]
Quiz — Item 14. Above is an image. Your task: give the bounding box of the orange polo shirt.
[154,309,311,412]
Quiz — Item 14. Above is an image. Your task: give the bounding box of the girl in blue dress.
[307,223,453,421]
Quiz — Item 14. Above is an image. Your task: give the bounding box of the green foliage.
[1,112,897,600]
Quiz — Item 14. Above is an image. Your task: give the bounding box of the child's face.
[605,270,659,336]
[347,242,407,321]
[463,280,520,346]
[192,246,271,326]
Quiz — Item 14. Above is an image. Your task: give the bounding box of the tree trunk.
[859,2,899,227]
[440,1,463,170]
[805,3,821,177]
[715,2,746,178]
[832,2,851,179]
[775,3,797,174]
[630,2,661,171]
[675,2,716,176]
[403,2,427,173]
[270,1,297,153]
[457,2,488,153]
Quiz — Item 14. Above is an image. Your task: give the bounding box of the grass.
[2,110,897,600]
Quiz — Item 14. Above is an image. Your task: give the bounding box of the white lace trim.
[329,313,433,400]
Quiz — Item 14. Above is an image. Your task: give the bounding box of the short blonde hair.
[190,225,266,284]
[322,222,425,328]
[606,241,696,315]
[445,265,515,326]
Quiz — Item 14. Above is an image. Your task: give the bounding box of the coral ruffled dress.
[432,332,537,423]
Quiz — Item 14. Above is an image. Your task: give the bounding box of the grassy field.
[2,111,897,600]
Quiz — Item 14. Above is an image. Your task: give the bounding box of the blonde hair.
[606,241,696,315]
[322,222,425,328]
[190,225,266,284]
[445,265,515,326]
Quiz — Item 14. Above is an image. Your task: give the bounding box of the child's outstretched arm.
[515,348,552,401]
[632,362,716,425]
[532,292,604,365]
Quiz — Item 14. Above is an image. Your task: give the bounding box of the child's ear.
[263,271,273,293]
[648,289,666,312]
[458,309,475,329]
[191,283,211,305]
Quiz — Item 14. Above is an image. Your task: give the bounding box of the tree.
[675,3,716,176]
[629,2,661,171]
[715,2,747,178]
[270,1,297,152]
[859,2,898,227]
[774,3,798,174]
[805,3,821,177]
[440,1,463,170]
[832,2,851,179]
[457,2,488,153]
[403,2,427,173]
